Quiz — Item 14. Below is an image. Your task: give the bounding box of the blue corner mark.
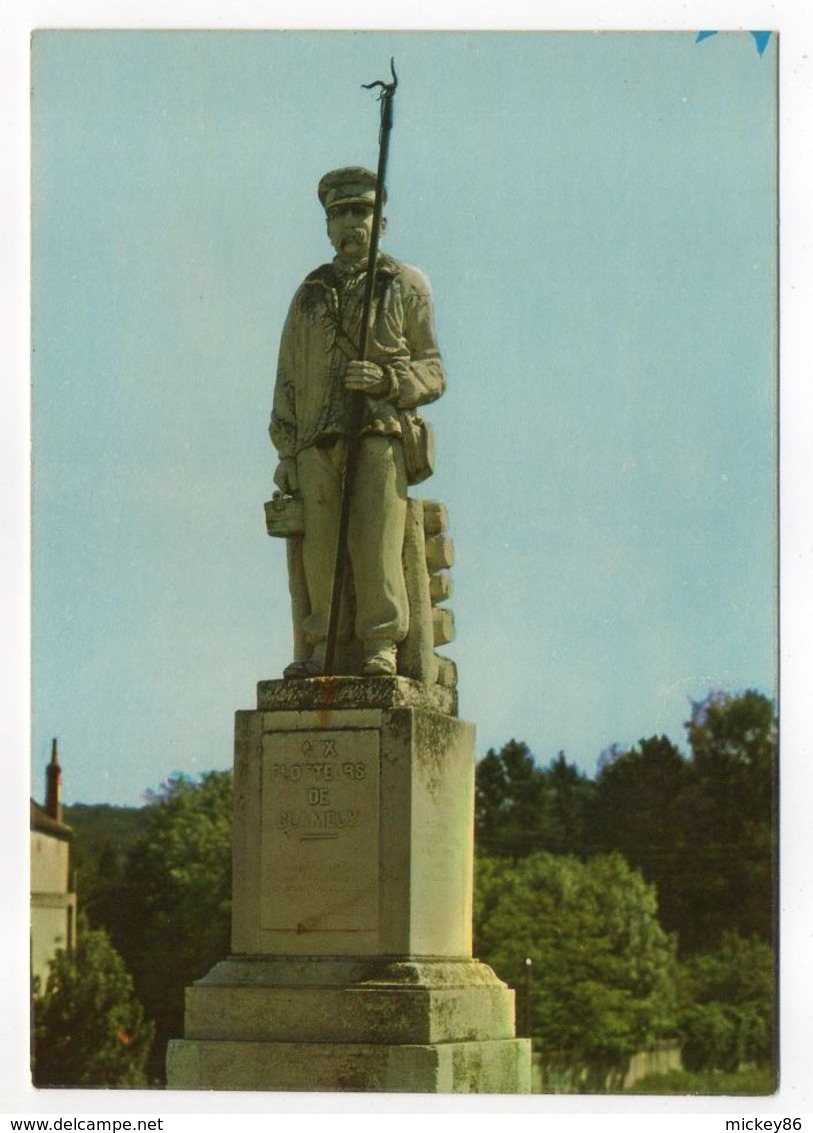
[695,30,772,55]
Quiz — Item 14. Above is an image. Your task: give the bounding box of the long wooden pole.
[323,61,398,675]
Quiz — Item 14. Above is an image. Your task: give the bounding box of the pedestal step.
[166,956,531,1093]
[167,1037,532,1094]
[183,958,516,1044]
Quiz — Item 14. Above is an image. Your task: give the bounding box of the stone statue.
[269,167,447,680]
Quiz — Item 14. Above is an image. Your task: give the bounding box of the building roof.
[30,799,73,841]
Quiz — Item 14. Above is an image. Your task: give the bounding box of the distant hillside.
[63,803,149,923]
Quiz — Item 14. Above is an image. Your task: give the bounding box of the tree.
[475,740,548,859]
[677,933,775,1075]
[541,752,596,856]
[107,771,233,1082]
[32,925,154,1087]
[63,803,148,933]
[680,691,777,949]
[474,851,676,1089]
[591,692,777,953]
[590,735,690,935]
[475,742,594,860]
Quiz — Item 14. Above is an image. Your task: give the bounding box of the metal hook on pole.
[362,57,398,139]
[362,56,398,93]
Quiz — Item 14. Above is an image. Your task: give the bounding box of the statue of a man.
[270,167,446,679]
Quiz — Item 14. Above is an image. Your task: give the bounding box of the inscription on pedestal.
[260,729,380,936]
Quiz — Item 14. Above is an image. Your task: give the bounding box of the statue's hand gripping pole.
[323,61,398,676]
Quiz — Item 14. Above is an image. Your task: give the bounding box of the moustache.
[341,229,368,244]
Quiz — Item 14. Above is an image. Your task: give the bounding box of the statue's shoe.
[361,642,397,676]
[282,658,324,680]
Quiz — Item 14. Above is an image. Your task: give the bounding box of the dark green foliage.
[475,741,547,859]
[32,925,154,1088]
[679,1002,743,1073]
[472,695,777,1087]
[590,735,693,941]
[62,803,149,931]
[477,694,777,956]
[544,751,596,855]
[682,692,777,950]
[474,851,677,1089]
[475,742,595,860]
[105,771,234,1082]
[676,933,775,1073]
[590,691,777,953]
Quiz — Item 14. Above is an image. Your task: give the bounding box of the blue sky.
[30,29,777,806]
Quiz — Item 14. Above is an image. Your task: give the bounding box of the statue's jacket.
[270,253,446,460]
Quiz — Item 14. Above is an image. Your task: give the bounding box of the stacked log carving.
[399,498,457,688]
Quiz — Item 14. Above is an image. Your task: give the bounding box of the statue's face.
[326,202,381,262]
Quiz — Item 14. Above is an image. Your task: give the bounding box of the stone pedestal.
[166,677,530,1093]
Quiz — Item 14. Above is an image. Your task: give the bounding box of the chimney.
[45,738,62,823]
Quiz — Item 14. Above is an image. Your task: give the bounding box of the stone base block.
[165,957,531,1093]
[166,1036,531,1094]
[183,958,515,1045]
[232,704,476,957]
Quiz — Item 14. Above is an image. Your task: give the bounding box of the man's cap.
[318,166,386,212]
